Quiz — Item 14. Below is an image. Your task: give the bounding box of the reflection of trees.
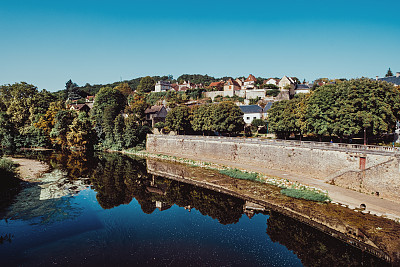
[267,211,389,267]
[47,151,99,180]
[89,154,245,224]
[90,154,150,209]
[151,178,245,225]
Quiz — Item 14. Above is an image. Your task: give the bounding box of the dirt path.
[150,151,400,221]
[9,158,49,181]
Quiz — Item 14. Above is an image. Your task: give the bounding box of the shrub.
[219,168,259,181]
[281,188,331,202]
[154,122,166,131]
[0,158,16,175]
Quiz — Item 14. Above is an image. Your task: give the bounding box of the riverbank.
[142,156,400,264]
[123,149,400,222]
[8,157,49,181]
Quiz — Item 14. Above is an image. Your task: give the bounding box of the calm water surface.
[0,152,388,266]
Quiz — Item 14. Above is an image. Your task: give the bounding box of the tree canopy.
[268,78,400,144]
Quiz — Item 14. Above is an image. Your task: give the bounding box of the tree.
[191,104,214,135]
[123,116,140,148]
[114,82,132,97]
[385,68,393,77]
[0,112,17,150]
[125,93,149,124]
[35,101,65,142]
[50,110,76,150]
[91,86,126,144]
[67,112,96,151]
[113,114,125,150]
[137,76,155,93]
[212,102,244,136]
[268,100,299,139]
[165,106,192,135]
[305,84,338,140]
[334,78,400,144]
[0,82,38,133]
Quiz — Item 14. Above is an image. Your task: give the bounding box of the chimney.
[396,72,400,78]
[376,76,379,81]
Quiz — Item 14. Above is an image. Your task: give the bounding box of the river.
[0,151,391,266]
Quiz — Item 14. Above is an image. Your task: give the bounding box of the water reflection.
[0,151,392,266]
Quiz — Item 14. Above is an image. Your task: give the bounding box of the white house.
[155,81,172,92]
[295,84,311,94]
[264,78,280,86]
[243,74,257,89]
[239,105,264,125]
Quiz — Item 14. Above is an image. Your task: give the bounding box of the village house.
[223,78,241,96]
[295,84,311,94]
[70,104,91,113]
[86,96,95,103]
[243,74,257,89]
[155,81,172,92]
[209,81,224,91]
[376,72,400,87]
[235,78,245,87]
[264,78,280,86]
[239,105,264,125]
[145,105,168,127]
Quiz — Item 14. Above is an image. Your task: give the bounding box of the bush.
[219,168,259,181]
[154,122,166,130]
[281,188,331,202]
[0,158,16,175]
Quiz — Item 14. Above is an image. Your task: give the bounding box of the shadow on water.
[0,150,393,266]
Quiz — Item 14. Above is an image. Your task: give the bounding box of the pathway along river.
[0,151,393,266]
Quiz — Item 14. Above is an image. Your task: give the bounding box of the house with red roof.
[209,81,224,91]
[243,74,257,89]
[223,78,241,93]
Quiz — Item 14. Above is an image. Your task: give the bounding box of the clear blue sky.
[1,0,399,91]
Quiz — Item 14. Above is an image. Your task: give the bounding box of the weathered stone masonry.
[146,134,400,201]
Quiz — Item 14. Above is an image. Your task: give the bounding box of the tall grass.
[281,188,331,202]
[219,168,259,181]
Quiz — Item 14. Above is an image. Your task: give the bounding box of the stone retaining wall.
[146,134,400,200]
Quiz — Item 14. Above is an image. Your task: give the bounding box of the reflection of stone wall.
[146,135,400,201]
[267,211,390,267]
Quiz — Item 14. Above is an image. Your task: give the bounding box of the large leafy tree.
[305,84,339,140]
[268,100,299,139]
[212,102,244,136]
[334,78,400,144]
[137,76,155,93]
[166,105,192,135]
[125,93,149,125]
[34,101,65,142]
[191,104,214,135]
[0,112,17,149]
[50,110,76,150]
[67,112,96,151]
[91,86,126,143]
[114,82,132,97]
[269,78,400,144]
[0,82,38,133]
[113,114,125,150]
